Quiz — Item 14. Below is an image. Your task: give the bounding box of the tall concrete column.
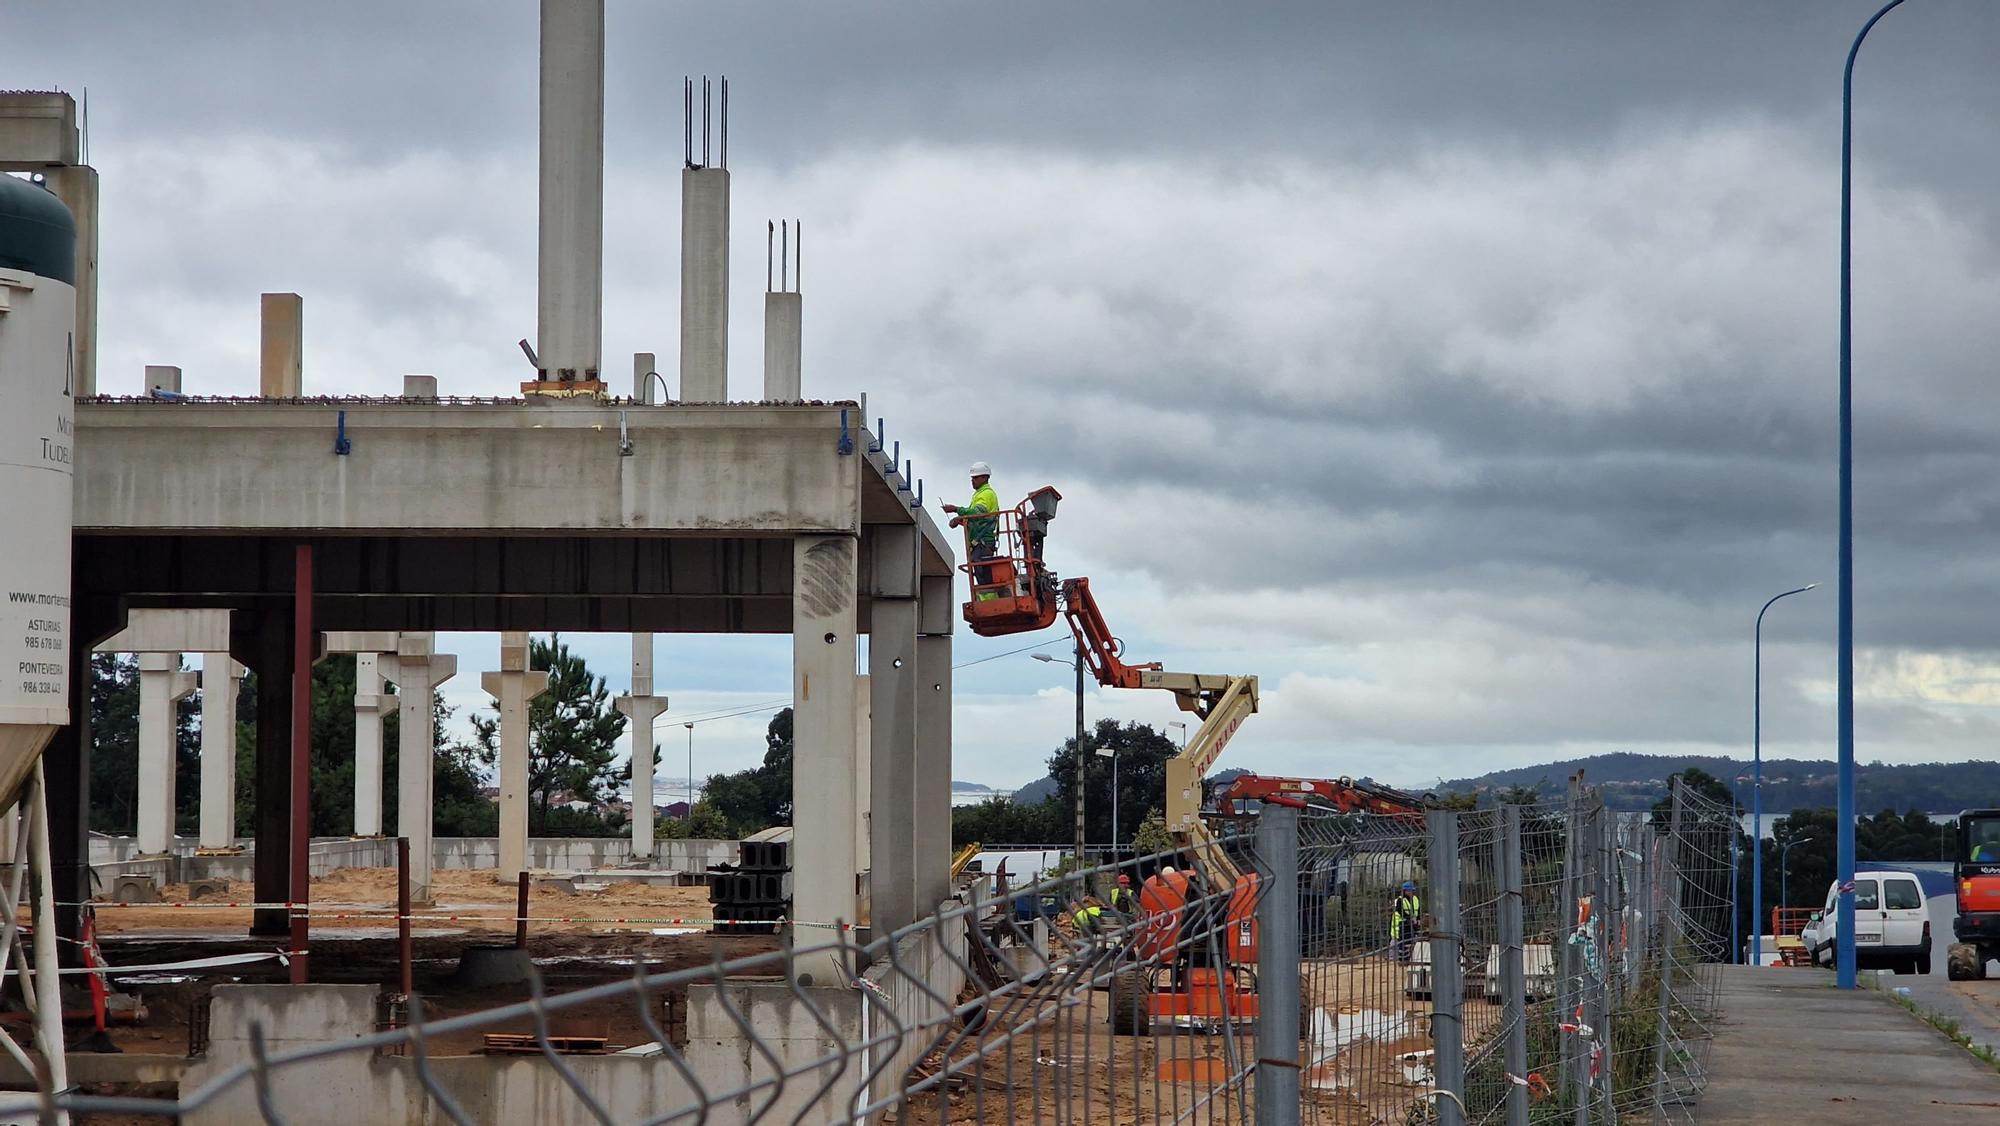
[136,653,197,856]
[484,632,547,880]
[352,652,397,838]
[866,524,921,935]
[536,0,605,382]
[47,165,97,397]
[145,365,182,396]
[680,166,731,400]
[855,672,872,922]
[763,292,801,400]
[791,534,858,983]
[914,575,955,911]
[867,614,917,932]
[393,633,456,902]
[259,293,302,397]
[613,636,667,861]
[198,655,244,849]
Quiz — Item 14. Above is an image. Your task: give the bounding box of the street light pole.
[1073,644,1086,865]
[1781,835,1814,915]
[684,722,694,824]
[1034,650,1088,865]
[1838,0,1908,991]
[1752,583,1815,969]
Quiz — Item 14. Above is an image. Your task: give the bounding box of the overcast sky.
[10,1,2000,795]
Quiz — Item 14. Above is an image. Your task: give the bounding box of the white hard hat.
[969,461,992,477]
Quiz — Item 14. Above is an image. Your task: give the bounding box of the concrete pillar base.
[392,634,455,904]
[485,632,547,882]
[137,653,198,856]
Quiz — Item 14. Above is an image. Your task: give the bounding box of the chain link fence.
[0,780,1727,1124]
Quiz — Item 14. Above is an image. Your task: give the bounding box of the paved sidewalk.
[1700,965,2000,1123]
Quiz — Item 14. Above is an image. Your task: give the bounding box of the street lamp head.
[1805,583,1819,591]
[1031,653,1059,664]
[1094,748,1115,759]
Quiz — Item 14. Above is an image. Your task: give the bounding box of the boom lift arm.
[1060,577,1257,880]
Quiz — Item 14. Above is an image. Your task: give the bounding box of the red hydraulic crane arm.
[1219,773,1431,820]
[1060,577,1159,690]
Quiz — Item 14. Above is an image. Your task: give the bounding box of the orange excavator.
[956,488,1261,1050]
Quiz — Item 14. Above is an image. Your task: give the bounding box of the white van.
[1799,869,1932,975]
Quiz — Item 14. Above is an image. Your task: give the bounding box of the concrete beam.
[322,631,402,655]
[790,534,858,983]
[0,92,79,167]
[136,653,197,856]
[679,168,730,401]
[536,0,605,381]
[75,401,867,536]
[763,292,801,400]
[99,608,231,654]
[392,634,455,902]
[352,652,397,838]
[484,632,547,879]
[198,655,245,849]
[259,293,302,397]
[612,635,666,859]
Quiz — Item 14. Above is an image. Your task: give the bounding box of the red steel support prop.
[397,836,413,995]
[289,543,314,984]
[516,871,531,949]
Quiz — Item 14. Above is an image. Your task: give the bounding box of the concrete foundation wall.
[182,985,700,1126]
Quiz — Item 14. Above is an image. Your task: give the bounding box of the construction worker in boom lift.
[1110,873,1137,916]
[943,462,1002,600]
[1390,880,1423,962]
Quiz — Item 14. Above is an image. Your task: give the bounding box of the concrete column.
[198,655,244,849]
[393,634,456,902]
[145,365,181,396]
[914,575,955,910]
[763,291,802,400]
[612,636,667,861]
[679,167,731,400]
[867,604,918,934]
[47,165,97,397]
[259,293,302,397]
[136,653,198,855]
[855,672,872,922]
[633,352,658,404]
[484,632,547,880]
[352,652,398,838]
[401,373,437,398]
[536,0,605,381]
[791,534,858,984]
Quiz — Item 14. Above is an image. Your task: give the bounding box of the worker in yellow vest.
[943,462,1002,600]
[1390,880,1423,962]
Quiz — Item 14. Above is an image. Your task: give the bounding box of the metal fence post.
[1499,804,1529,1126]
[1255,804,1302,1126]
[1594,803,1616,1125]
[1572,796,1594,1126]
[1557,776,1579,1099]
[1427,810,1465,1126]
[1652,780,1686,1122]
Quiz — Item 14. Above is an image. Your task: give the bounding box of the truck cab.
[1947,809,2000,980]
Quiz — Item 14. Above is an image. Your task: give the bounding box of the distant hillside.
[951,781,992,793]
[1434,753,2000,812]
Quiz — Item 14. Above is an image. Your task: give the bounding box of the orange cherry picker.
[953,487,1262,1048]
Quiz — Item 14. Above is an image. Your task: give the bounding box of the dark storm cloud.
[7,1,2000,779]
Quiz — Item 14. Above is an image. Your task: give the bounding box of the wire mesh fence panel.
[0,785,1734,1125]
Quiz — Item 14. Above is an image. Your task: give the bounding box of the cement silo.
[0,172,77,807]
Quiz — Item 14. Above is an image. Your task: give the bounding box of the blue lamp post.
[1751,583,1815,969]
[1838,0,1909,990]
